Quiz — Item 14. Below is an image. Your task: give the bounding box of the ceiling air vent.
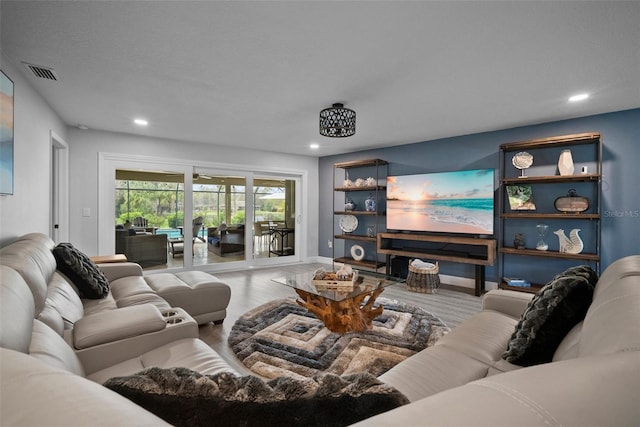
[23,62,59,81]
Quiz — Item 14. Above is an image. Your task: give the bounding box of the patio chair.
[193,216,204,243]
[253,221,270,251]
[131,216,152,234]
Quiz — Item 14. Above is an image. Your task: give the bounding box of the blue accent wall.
[319,108,640,283]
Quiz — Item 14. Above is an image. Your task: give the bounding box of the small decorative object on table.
[344,198,356,211]
[554,189,589,213]
[503,277,531,288]
[365,194,376,212]
[406,259,440,293]
[366,225,375,237]
[554,228,584,254]
[312,265,358,291]
[558,149,575,176]
[339,215,358,233]
[512,151,533,178]
[536,224,549,251]
[350,244,365,261]
[514,233,525,249]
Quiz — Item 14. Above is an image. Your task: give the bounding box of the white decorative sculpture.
[554,229,584,254]
[558,149,575,176]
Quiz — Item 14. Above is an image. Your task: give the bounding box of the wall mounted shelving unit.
[498,132,602,293]
[333,159,388,271]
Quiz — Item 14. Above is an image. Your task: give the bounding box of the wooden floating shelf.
[334,234,376,242]
[500,132,601,151]
[498,282,543,294]
[502,174,600,184]
[334,211,383,216]
[334,185,386,192]
[334,159,389,169]
[500,247,599,261]
[334,257,386,270]
[501,213,599,220]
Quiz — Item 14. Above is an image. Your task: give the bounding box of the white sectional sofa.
[356,255,640,426]
[1,230,639,426]
[0,233,238,381]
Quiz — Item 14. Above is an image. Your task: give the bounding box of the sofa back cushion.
[45,272,85,328]
[0,233,56,315]
[29,319,85,377]
[1,265,85,376]
[579,256,640,357]
[0,266,35,353]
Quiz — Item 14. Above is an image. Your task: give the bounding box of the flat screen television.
[386,168,495,235]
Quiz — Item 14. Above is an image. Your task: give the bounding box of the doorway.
[50,131,68,243]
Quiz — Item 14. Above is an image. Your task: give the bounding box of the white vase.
[558,149,575,176]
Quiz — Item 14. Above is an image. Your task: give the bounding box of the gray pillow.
[52,243,109,299]
[502,265,597,366]
[104,367,408,427]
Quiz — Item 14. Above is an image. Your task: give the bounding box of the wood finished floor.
[197,262,484,376]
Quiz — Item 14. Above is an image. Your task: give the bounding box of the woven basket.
[406,260,440,293]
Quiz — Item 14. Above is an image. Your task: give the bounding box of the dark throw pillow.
[502,265,598,367]
[104,367,409,427]
[52,243,109,299]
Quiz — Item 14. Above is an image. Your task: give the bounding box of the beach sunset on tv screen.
[387,169,495,235]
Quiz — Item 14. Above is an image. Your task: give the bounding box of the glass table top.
[272,269,403,302]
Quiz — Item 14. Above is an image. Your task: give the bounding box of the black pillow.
[502,265,597,367]
[104,367,408,427]
[52,243,109,299]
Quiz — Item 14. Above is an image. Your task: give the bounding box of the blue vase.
[365,194,376,212]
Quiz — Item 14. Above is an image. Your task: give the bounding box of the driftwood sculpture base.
[294,288,385,333]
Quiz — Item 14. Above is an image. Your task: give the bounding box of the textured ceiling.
[1,1,639,156]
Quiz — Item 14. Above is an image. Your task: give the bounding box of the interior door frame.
[50,131,69,243]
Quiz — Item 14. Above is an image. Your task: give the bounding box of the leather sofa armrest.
[75,307,198,375]
[482,289,534,319]
[73,305,166,349]
[97,262,143,282]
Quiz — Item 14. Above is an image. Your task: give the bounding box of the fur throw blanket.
[104,367,408,427]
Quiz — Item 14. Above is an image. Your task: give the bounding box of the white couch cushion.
[29,319,86,376]
[0,348,168,426]
[87,338,238,384]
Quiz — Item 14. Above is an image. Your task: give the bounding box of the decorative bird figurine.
[554,229,584,254]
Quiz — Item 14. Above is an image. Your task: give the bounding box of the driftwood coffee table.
[273,270,401,333]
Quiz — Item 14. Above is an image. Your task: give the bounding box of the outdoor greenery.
[116,180,284,229]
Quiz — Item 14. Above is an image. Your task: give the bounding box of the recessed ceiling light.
[568,93,589,102]
[134,118,148,126]
[310,143,320,149]
[76,124,89,130]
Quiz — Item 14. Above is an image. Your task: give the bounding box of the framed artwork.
[1,69,14,195]
[506,185,536,210]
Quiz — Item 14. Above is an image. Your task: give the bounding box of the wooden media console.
[377,233,496,296]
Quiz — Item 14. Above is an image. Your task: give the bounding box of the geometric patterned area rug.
[228,297,450,380]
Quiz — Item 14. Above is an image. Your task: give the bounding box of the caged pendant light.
[319,103,356,137]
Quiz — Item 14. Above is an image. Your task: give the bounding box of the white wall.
[66,128,320,258]
[0,52,67,246]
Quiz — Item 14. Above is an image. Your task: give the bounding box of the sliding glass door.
[191,172,246,267]
[114,169,185,270]
[252,177,297,260]
[101,153,304,272]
